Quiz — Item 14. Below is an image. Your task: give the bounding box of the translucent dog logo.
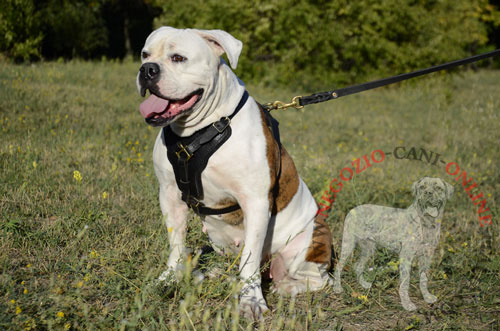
[333,177,454,311]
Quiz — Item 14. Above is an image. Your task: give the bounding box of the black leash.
[264,48,500,111]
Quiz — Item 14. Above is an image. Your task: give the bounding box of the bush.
[153,0,500,89]
[0,0,43,61]
[39,0,109,59]
[1,0,499,87]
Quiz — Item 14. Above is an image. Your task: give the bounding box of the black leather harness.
[162,90,282,216]
[162,91,247,215]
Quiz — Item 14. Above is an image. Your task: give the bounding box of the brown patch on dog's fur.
[259,108,299,214]
[214,198,244,227]
[305,213,332,267]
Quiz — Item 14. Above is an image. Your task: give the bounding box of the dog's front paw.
[158,264,184,283]
[423,293,437,304]
[333,282,344,294]
[359,278,372,289]
[240,284,269,320]
[240,295,269,320]
[401,299,417,311]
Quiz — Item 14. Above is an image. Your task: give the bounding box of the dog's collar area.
[163,91,249,216]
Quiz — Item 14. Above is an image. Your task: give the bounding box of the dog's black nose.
[140,62,160,80]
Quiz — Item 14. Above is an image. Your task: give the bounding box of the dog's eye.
[141,51,150,59]
[171,54,186,63]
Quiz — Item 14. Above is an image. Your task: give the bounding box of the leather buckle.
[213,117,230,133]
[187,197,201,214]
[175,143,192,161]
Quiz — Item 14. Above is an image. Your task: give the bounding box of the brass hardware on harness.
[264,96,304,111]
[332,92,338,98]
[212,117,230,133]
[175,143,192,161]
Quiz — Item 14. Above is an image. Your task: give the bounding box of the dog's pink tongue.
[426,206,439,217]
[140,94,170,119]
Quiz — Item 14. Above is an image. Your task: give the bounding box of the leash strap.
[163,91,249,215]
[265,49,500,110]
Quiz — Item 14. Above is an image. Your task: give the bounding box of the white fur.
[140,27,329,319]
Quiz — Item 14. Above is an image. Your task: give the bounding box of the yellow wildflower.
[23,288,28,294]
[16,306,21,314]
[73,170,82,183]
[10,299,15,304]
[357,295,368,303]
[32,161,37,169]
[448,247,455,253]
[76,281,84,288]
[388,260,400,271]
[64,323,71,329]
[57,311,65,318]
[102,191,108,199]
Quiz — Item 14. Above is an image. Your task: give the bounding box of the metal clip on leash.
[264,96,304,111]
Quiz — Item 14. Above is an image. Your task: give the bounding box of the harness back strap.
[162,91,249,215]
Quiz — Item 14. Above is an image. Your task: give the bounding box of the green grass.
[0,60,499,330]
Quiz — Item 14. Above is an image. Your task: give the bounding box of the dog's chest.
[153,103,270,220]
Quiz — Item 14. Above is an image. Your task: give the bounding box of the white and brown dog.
[136,27,332,318]
[333,177,454,311]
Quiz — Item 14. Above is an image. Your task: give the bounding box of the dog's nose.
[140,62,160,80]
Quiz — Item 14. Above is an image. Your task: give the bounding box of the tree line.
[1,0,499,88]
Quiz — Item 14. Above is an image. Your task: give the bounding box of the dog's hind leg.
[272,214,333,296]
[333,220,357,293]
[355,240,375,289]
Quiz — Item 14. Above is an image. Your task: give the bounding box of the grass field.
[0,60,499,330]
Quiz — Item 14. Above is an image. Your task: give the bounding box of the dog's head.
[411,177,453,220]
[136,27,243,127]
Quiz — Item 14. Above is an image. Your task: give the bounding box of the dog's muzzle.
[138,62,160,97]
[417,192,444,218]
[137,65,204,127]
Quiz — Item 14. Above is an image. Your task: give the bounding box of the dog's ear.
[411,178,421,196]
[441,179,454,200]
[194,29,243,69]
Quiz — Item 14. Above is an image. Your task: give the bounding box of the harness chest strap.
[162,91,283,216]
[163,91,248,215]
